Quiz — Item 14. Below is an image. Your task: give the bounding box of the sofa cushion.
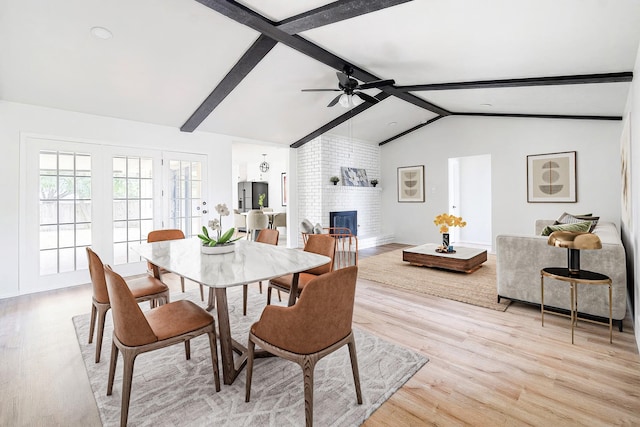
[300,219,314,234]
[540,220,592,236]
[555,212,599,232]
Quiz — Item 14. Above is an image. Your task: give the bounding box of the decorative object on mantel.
[370,179,378,187]
[198,203,242,254]
[330,176,340,185]
[341,166,369,187]
[434,213,466,252]
[397,165,425,202]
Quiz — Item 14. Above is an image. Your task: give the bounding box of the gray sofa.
[496,220,626,326]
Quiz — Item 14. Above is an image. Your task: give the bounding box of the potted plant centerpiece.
[330,176,340,185]
[198,203,243,254]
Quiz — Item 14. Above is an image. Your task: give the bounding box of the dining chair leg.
[277,290,282,302]
[207,330,221,392]
[302,356,316,427]
[184,340,191,360]
[258,281,263,294]
[245,339,255,402]
[199,284,204,301]
[266,287,272,305]
[88,304,97,344]
[180,276,185,293]
[107,341,119,396]
[119,349,137,427]
[95,305,109,363]
[242,284,248,316]
[348,335,363,404]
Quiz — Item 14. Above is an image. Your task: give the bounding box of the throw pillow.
[300,219,314,234]
[541,221,592,236]
[313,223,324,234]
[555,212,599,232]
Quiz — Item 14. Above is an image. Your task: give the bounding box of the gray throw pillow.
[300,219,314,234]
[313,223,324,234]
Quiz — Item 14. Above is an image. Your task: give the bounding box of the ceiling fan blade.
[336,71,350,86]
[301,88,341,92]
[354,91,379,104]
[327,94,342,107]
[358,79,396,89]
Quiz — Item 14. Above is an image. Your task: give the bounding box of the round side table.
[540,267,612,344]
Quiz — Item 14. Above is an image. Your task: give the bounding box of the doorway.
[448,154,492,250]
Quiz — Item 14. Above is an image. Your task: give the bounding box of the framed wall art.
[397,165,425,202]
[527,151,576,203]
[341,167,369,187]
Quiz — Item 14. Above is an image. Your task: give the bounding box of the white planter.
[201,243,235,255]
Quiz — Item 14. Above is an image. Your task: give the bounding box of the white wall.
[621,41,640,347]
[0,100,235,298]
[381,116,623,247]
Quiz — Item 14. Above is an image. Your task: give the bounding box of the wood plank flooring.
[1,243,638,426]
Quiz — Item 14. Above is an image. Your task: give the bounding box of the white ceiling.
[1,0,639,146]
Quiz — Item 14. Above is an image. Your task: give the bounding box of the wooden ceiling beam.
[181,35,277,133]
[290,93,391,148]
[453,112,622,121]
[397,72,633,92]
[277,0,413,34]
[378,116,444,146]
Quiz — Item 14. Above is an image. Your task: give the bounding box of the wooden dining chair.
[104,265,220,427]
[246,266,362,427]
[267,234,336,306]
[86,247,170,363]
[147,229,204,301]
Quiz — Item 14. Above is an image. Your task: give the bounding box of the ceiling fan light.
[338,94,351,108]
[352,94,364,106]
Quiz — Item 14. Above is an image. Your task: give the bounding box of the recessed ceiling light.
[388,121,397,126]
[90,26,113,40]
[480,103,493,107]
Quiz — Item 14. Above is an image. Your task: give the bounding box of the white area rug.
[73,285,428,426]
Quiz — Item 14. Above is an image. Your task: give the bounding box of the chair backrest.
[256,228,279,245]
[246,210,269,230]
[86,247,109,304]
[254,266,358,354]
[234,212,247,228]
[103,265,157,347]
[147,229,185,243]
[303,234,336,275]
[272,212,286,228]
[261,207,273,212]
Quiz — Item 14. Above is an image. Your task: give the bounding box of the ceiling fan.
[302,66,395,108]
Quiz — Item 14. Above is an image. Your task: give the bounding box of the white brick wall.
[297,133,390,248]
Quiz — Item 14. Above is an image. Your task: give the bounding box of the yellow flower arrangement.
[433,213,467,233]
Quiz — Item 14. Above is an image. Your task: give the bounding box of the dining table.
[132,238,330,385]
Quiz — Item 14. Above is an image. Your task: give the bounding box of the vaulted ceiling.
[1,0,639,147]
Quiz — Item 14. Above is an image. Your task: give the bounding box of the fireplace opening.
[330,210,357,236]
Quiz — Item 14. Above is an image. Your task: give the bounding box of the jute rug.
[73,285,428,426]
[358,249,510,311]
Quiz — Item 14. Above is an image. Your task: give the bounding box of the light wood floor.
[1,243,639,426]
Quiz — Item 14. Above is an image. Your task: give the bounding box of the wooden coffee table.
[402,244,487,273]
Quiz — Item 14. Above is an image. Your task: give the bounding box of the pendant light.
[259,154,270,173]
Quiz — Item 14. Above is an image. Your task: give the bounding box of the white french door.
[20,136,207,294]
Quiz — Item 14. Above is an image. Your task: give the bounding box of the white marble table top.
[132,238,329,288]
